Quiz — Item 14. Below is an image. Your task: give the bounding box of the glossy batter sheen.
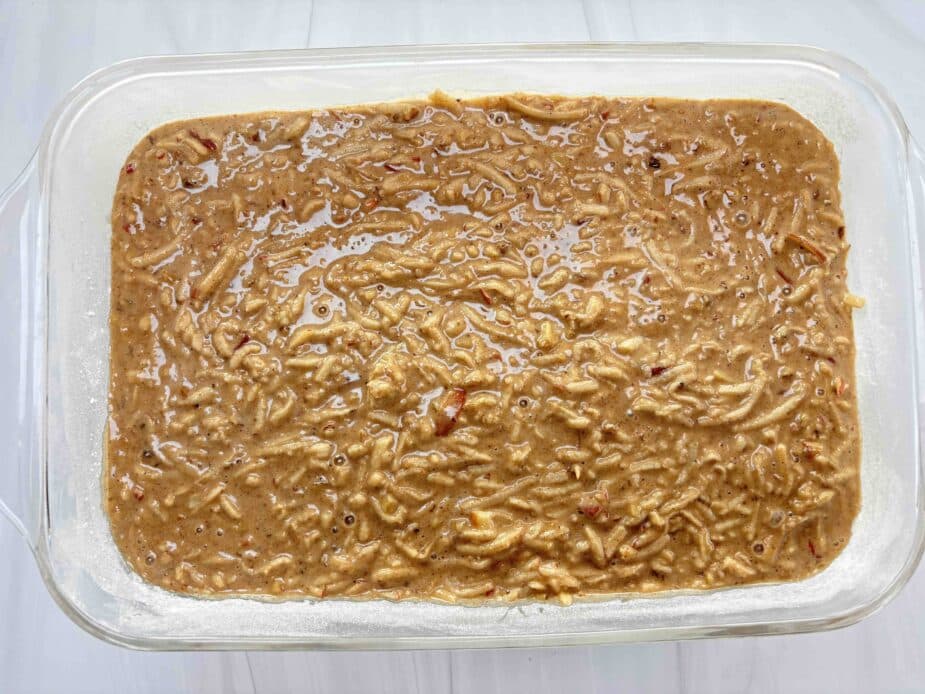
[107,93,861,602]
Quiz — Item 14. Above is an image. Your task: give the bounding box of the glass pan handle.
[0,156,41,548]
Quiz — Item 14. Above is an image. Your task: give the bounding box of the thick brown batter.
[107,93,861,602]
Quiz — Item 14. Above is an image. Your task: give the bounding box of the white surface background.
[1,1,924,692]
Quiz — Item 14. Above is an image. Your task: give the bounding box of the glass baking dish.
[1,42,924,650]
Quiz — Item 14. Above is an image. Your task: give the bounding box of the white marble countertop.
[1,1,924,692]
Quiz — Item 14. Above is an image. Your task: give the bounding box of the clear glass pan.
[1,43,924,650]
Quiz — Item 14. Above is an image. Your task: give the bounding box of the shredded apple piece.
[435,388,467,437]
